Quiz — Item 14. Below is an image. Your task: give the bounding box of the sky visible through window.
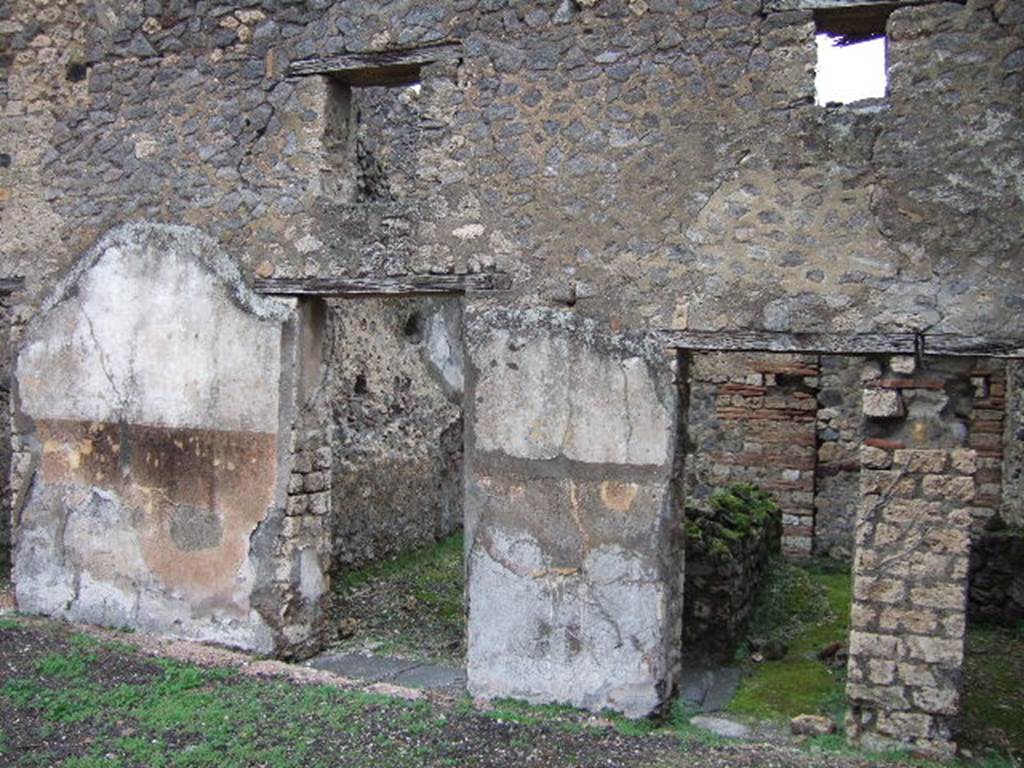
[815,34,887,106]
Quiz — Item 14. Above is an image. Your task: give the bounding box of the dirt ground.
[0,614,935,768]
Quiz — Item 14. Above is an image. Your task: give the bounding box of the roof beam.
[253,272,511,298]
[288,42,462,85]
[659,330,918,355]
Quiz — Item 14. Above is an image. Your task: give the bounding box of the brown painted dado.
[36,419,277,614]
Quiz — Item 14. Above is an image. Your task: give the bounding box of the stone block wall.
[681,488,781,662]
[814,355,868,560]
[967,360,1007,527]
[464,307,683,718]
[328,297,463,572]
[847,445,975,758]
[1005,361,1024,528]
[687,353,818,558]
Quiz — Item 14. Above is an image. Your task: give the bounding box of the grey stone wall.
[814,355,869,560]
[328,297,463,571]
[1,1,1021,335]
[0,295,10,574]
[463,307,684,717]
[685,352,818,558]
[1004,360,1024,528]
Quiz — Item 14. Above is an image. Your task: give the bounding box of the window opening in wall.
[321,70,424,205]
[814,5,893,106]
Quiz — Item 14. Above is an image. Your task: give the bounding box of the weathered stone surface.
[685,352,818,559]
[11,224,327,656]
[847,442,975,758]
[791,714,836,736]
[1006,362,1024,527]
[328,297,463,571]
[863,388,904,419]
[464,307,681,717]
[471,311,673,467]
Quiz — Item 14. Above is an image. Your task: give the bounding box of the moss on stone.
[686,483,781,563]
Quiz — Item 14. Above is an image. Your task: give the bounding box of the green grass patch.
[36,649,98,680]
[331,532,465,664]
[4,645,443,768]
[728,557,852,723]
[334,532,464,623]
[467,697,586,733]
[0,618,21,630]
[959,622,1024,761]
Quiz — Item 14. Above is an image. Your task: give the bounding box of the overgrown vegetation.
[1,619,690,768]
[728,558,851,723]
[959,622,1024,763]
[330,532,465,665]
[685,483,781,560]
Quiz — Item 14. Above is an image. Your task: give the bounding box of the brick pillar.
[846,445,975,758]
[967,361,1006,527]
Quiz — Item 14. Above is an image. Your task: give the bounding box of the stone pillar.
[463,308,683,717]
[10,224,329,657]
[0,293,11,574]
[846,444,975,758]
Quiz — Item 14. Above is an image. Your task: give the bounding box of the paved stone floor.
[679,663,742,713]
[305,651,466,693]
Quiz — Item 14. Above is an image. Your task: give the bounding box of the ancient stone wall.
[2,1,1021,332]
[681,486,781,662]
[966,359,1007,527]
[464,307,684,717]
[1005,361,1024,527]
[328,296,463,571]
[847,445,975,758]
[686,353,818,558]
[814,355,868,560]
[0,294,10,574]
[10,224,328,657]
[0,0,1021,741]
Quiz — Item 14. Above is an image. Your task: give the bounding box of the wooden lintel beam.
[288,42,462,82]
[0,277,25,295]
[659,330,918,355]
[923,335,1024,359]
[253,272,511,298]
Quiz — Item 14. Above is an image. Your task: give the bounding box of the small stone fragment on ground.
[790,714,836,736]
[337,617,359,639]
[690,714,753,739]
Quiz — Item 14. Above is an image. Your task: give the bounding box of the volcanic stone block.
[464,307,683,717]
[846,445,974,758]
[863,388,904,418]
[11,223,327,655]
